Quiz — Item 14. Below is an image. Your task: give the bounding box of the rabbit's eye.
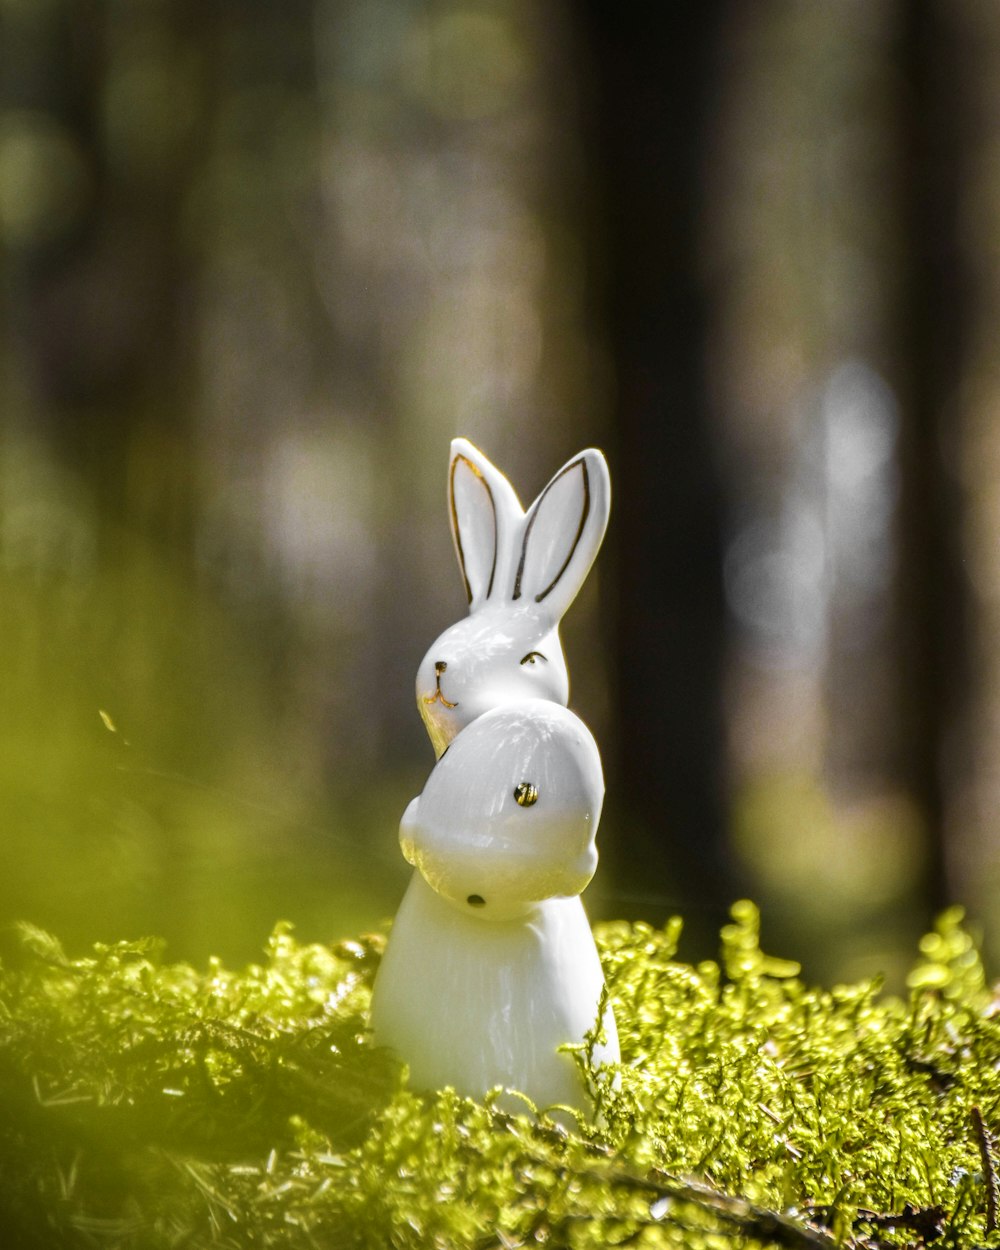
[520,651,547,666]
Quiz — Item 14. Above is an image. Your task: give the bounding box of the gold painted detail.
[513,457,591,603]
[514,782,539,807]
[423,687,458,709]
[450,453,499,604]
[424,661,459,708]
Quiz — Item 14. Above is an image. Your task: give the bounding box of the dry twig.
[972,1104,998,1234]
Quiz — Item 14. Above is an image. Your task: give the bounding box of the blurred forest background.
[1,0,997,984]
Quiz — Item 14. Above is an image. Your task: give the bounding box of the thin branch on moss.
[574,1166,839,1250]
[972,1104,998,1234]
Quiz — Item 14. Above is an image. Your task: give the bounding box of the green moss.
[2,905,1000,1248]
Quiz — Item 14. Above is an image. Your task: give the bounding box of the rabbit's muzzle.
[423,660,458,710]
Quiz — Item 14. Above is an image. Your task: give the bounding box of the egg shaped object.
[400,700,604,921]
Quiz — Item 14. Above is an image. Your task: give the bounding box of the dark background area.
[1,0,996,984]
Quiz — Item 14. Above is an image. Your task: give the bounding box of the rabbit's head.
[400,701,604,921]
[417,438,611,757]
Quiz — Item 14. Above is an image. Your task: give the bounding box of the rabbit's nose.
[435,661,447,675]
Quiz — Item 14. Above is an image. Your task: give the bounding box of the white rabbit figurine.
[370,439,619,1118]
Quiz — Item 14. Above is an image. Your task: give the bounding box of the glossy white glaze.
[400,701,603,921]
[370,439,618,1118]
[417,437,610,758]
[371,873,618,1115]
[417,605,568,759]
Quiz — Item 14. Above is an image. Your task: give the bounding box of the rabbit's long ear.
[513,449,610,621]
[449,438,524,609]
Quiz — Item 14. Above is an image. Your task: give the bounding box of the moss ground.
[2,903,999,1249]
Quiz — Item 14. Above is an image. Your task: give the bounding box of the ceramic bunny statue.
[370,439,619,1119]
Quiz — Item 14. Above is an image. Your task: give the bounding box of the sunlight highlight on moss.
[2,906,1000,1246]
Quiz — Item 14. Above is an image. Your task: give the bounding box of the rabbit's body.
[372,873,617,1113]
[369,440,618,1118]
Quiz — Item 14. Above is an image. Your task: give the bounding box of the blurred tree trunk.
[1,0,215,563]
[578,2,739,936]
[892,1,971,916]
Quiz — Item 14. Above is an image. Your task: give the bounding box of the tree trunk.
[892,0,971,917]
[577,2,739,938]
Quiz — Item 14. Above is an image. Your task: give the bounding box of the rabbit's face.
[416,605,569,758]
[400,701,602,921]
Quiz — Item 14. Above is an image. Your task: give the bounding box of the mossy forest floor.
[2,903,1000,1249]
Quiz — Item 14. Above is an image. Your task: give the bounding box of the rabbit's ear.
[513,449,610,621]
[449,438,524,609]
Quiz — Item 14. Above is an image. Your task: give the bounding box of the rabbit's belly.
[370,871,618,1114]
